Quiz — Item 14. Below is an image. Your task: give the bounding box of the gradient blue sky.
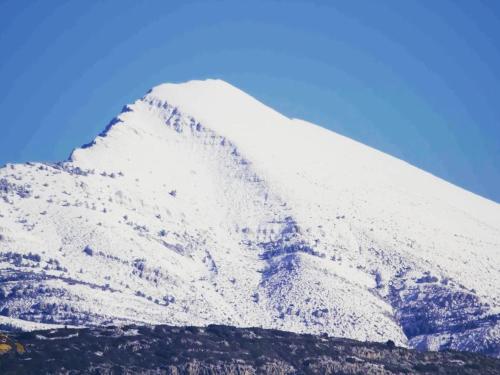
[1,0,499,202]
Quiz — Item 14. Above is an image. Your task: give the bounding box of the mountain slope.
[1,79,499,356]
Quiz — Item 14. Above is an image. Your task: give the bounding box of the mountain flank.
[0,79,499,357]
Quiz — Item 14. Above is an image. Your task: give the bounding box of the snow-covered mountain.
[1,79,499,357]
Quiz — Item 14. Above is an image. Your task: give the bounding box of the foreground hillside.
[1,325,499,374]
[0,79,499,356]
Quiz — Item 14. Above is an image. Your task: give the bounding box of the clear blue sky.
[1,0,499,202]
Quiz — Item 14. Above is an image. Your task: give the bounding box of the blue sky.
[1,0,499,202]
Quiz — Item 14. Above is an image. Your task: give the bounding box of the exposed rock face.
[1,325,499,374]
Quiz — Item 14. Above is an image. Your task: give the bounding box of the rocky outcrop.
[1,324,499,374]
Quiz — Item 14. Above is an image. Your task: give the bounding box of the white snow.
[1,79,499,356]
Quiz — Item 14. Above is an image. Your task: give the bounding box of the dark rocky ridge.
[1,325,499,374]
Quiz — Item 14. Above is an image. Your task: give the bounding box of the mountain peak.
[70,79,290,170]
[145,78,263,116]
[148,78,236,96]
[144,78,289,134]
